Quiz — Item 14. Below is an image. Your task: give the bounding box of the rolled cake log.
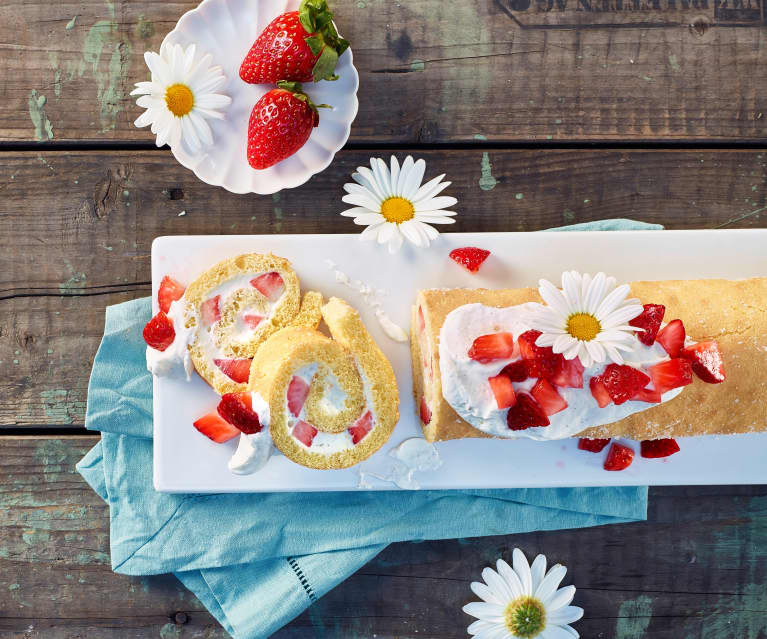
[182,253,323,395]
[411,278,767,442]
[249,297,400,469]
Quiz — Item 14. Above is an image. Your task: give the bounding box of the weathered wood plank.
[1,148,766,428]
[0,436,765,638]
[2,0,766,143]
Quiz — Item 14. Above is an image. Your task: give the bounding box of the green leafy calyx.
[298,0,350,82]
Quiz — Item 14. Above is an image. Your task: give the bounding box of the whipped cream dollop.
[439,303,684,441]
[228,392,274,475]
[145,299,195,379]
[357,438,442,490]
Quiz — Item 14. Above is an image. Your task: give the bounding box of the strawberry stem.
[298,0,350,81]
[275,81,331,122]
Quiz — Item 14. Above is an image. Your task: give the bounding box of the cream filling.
[146,299,195,380]
[228,392,273,475]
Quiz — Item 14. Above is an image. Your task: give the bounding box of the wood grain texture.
[1,148,766,429]
[0,436,765,638]
[2,0,766,143]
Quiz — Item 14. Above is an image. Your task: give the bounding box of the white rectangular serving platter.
[153,230,767,493]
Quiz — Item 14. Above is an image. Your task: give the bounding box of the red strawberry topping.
[488,374,517,409]
[589,377,612,408]
[201,295,221,326]
[193,412,240,443]
[251,272,285,301]
[293,420,318,447]
[518,330,566,380]
[604,443,635,471]
[599,364,651,405]
[648,358,693,395]
[549,357,585,389]
[578,437,611,453]
[287,376,310,417]
[417,307,426,333]
[348,411,373,444]
[217,392,262,434]
[143,311,176,351]
[468,333,516,363]
[517,330,546,360]
[158,276,185,314]
[632,386,662,403]
[500,360,529,383]
[242,314,264,330]
[629,304,665,346]
[419,396,432,425]
[656,319,685,358]
[449,247,491,273]
[640,438,681,458]
[214,358,252,384]
[680,341,726,384]
[531,379,568,416]
[507,392,550,430]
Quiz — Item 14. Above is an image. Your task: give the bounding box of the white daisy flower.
[463,548,584,639]
[341,155,458,253]
[131,42,232,155]
[530,271,643,368]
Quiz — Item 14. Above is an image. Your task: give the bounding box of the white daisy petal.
[495,559,524,600]
[412,174,450,202]
[530,554,547,592]
[376,223,395,245]
[413,214,455,224]
[388,226,404,253]
[600,305,644,327]
[553,334,575,354]
[194,93,232,109]
[482,566,514,601]
[594,284,632,319]
[340,207,371,218]
[561,271,582,310]
[399,219,425,247]
[341,192,384,211]
[584,272,606,314]
[584,340,606,364]
[547,605,583,625]
[534,564,567,602]
[462,602,506,623]
[389,156,400,197]
[470,581,505,606]
[189,110,213,147]
[130,81,155,96]
[396,155,415,195]
[541,626,578,639]
[538,279,571,318]
[403,158,427,199]
[359,223,385,241]
[417,221,440,242]
[467,619,500,636]
[544,585,576,612]
[512,549,533,596]
[535,333,559,347]
[353,213,386,225]
[374,157,392,197]
[355,166,388,202]
[415,195,457,211]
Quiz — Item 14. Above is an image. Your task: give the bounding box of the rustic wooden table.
[1,0,766,637]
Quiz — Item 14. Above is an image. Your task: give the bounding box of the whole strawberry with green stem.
[240,0,350,84]
[247,81,329,170]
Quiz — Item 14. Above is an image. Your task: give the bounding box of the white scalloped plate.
[162,0,359,194]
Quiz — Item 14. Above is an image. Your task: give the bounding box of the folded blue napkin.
[78,219,661,639]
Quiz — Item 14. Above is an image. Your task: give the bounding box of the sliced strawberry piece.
[632,386,662,403]
[589,377,612,408]
[201,295,221,326]
[518,330,566,380]
[419,396,432,425]
[293,420,318,447]
[488,374,517,409]
[604,443,635,471]
[449,247,491,273]
[251,272,285,302]
[348,411,373,444]
[242,314,264,330]
[600,364,652,405]
[507,392,549,430]
[649,358,693,395]
[629,303,665,346]
[500,360,529,383]
[157,276,185,314]
[680,341,725,384]
[193,412,240,443]
[518,330,545,360]
[417,306,425,333]
[656,319,685,358]
[468,332,515,363]
[287,376,310,417]
[550,357,585,388]
[578,437,611,453]
[640,438,681,458]
[531,379,567,416]
[214,358,252,383]
[143,311,175,351]
[217,392,261,434]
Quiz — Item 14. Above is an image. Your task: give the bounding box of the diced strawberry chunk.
[251,272,285,302]
[287,376,310,417]
[649,358,693,395]
[217,392,261,434]
[242,314,264,329]
[417,306,425,333]
[201,295,221,326]
[143,311,175,351]
[629,303,665,346]
[449,247,491,273]
[531,379,567,416]
[640,438,681,458]
[348,411,373,444]
[500,360,529,383]
[680,341,726,384]
[193,412,240,443]
[656,319,685,358]
[507,392,550,430]
[589,377,612,408]
[518,330,545,360]
[293,420,318,447]
[157,276,185,313]
[578,437,611,453]
[518,330,566,380]
[214,358,252,383]
[419,396,432,424]
[468,333,516,363]
[600,364,652,405]
[604,443,634,471]
[488,374,517,409]
[632,386,662,403]
[550,357,585,388]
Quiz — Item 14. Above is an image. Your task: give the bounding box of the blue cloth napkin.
[78,219,661,639]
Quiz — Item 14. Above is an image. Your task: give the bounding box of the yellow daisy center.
[165,83,195,117]
[380,197,415,224]
[567,312,601,341]
[504,596,546,638]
